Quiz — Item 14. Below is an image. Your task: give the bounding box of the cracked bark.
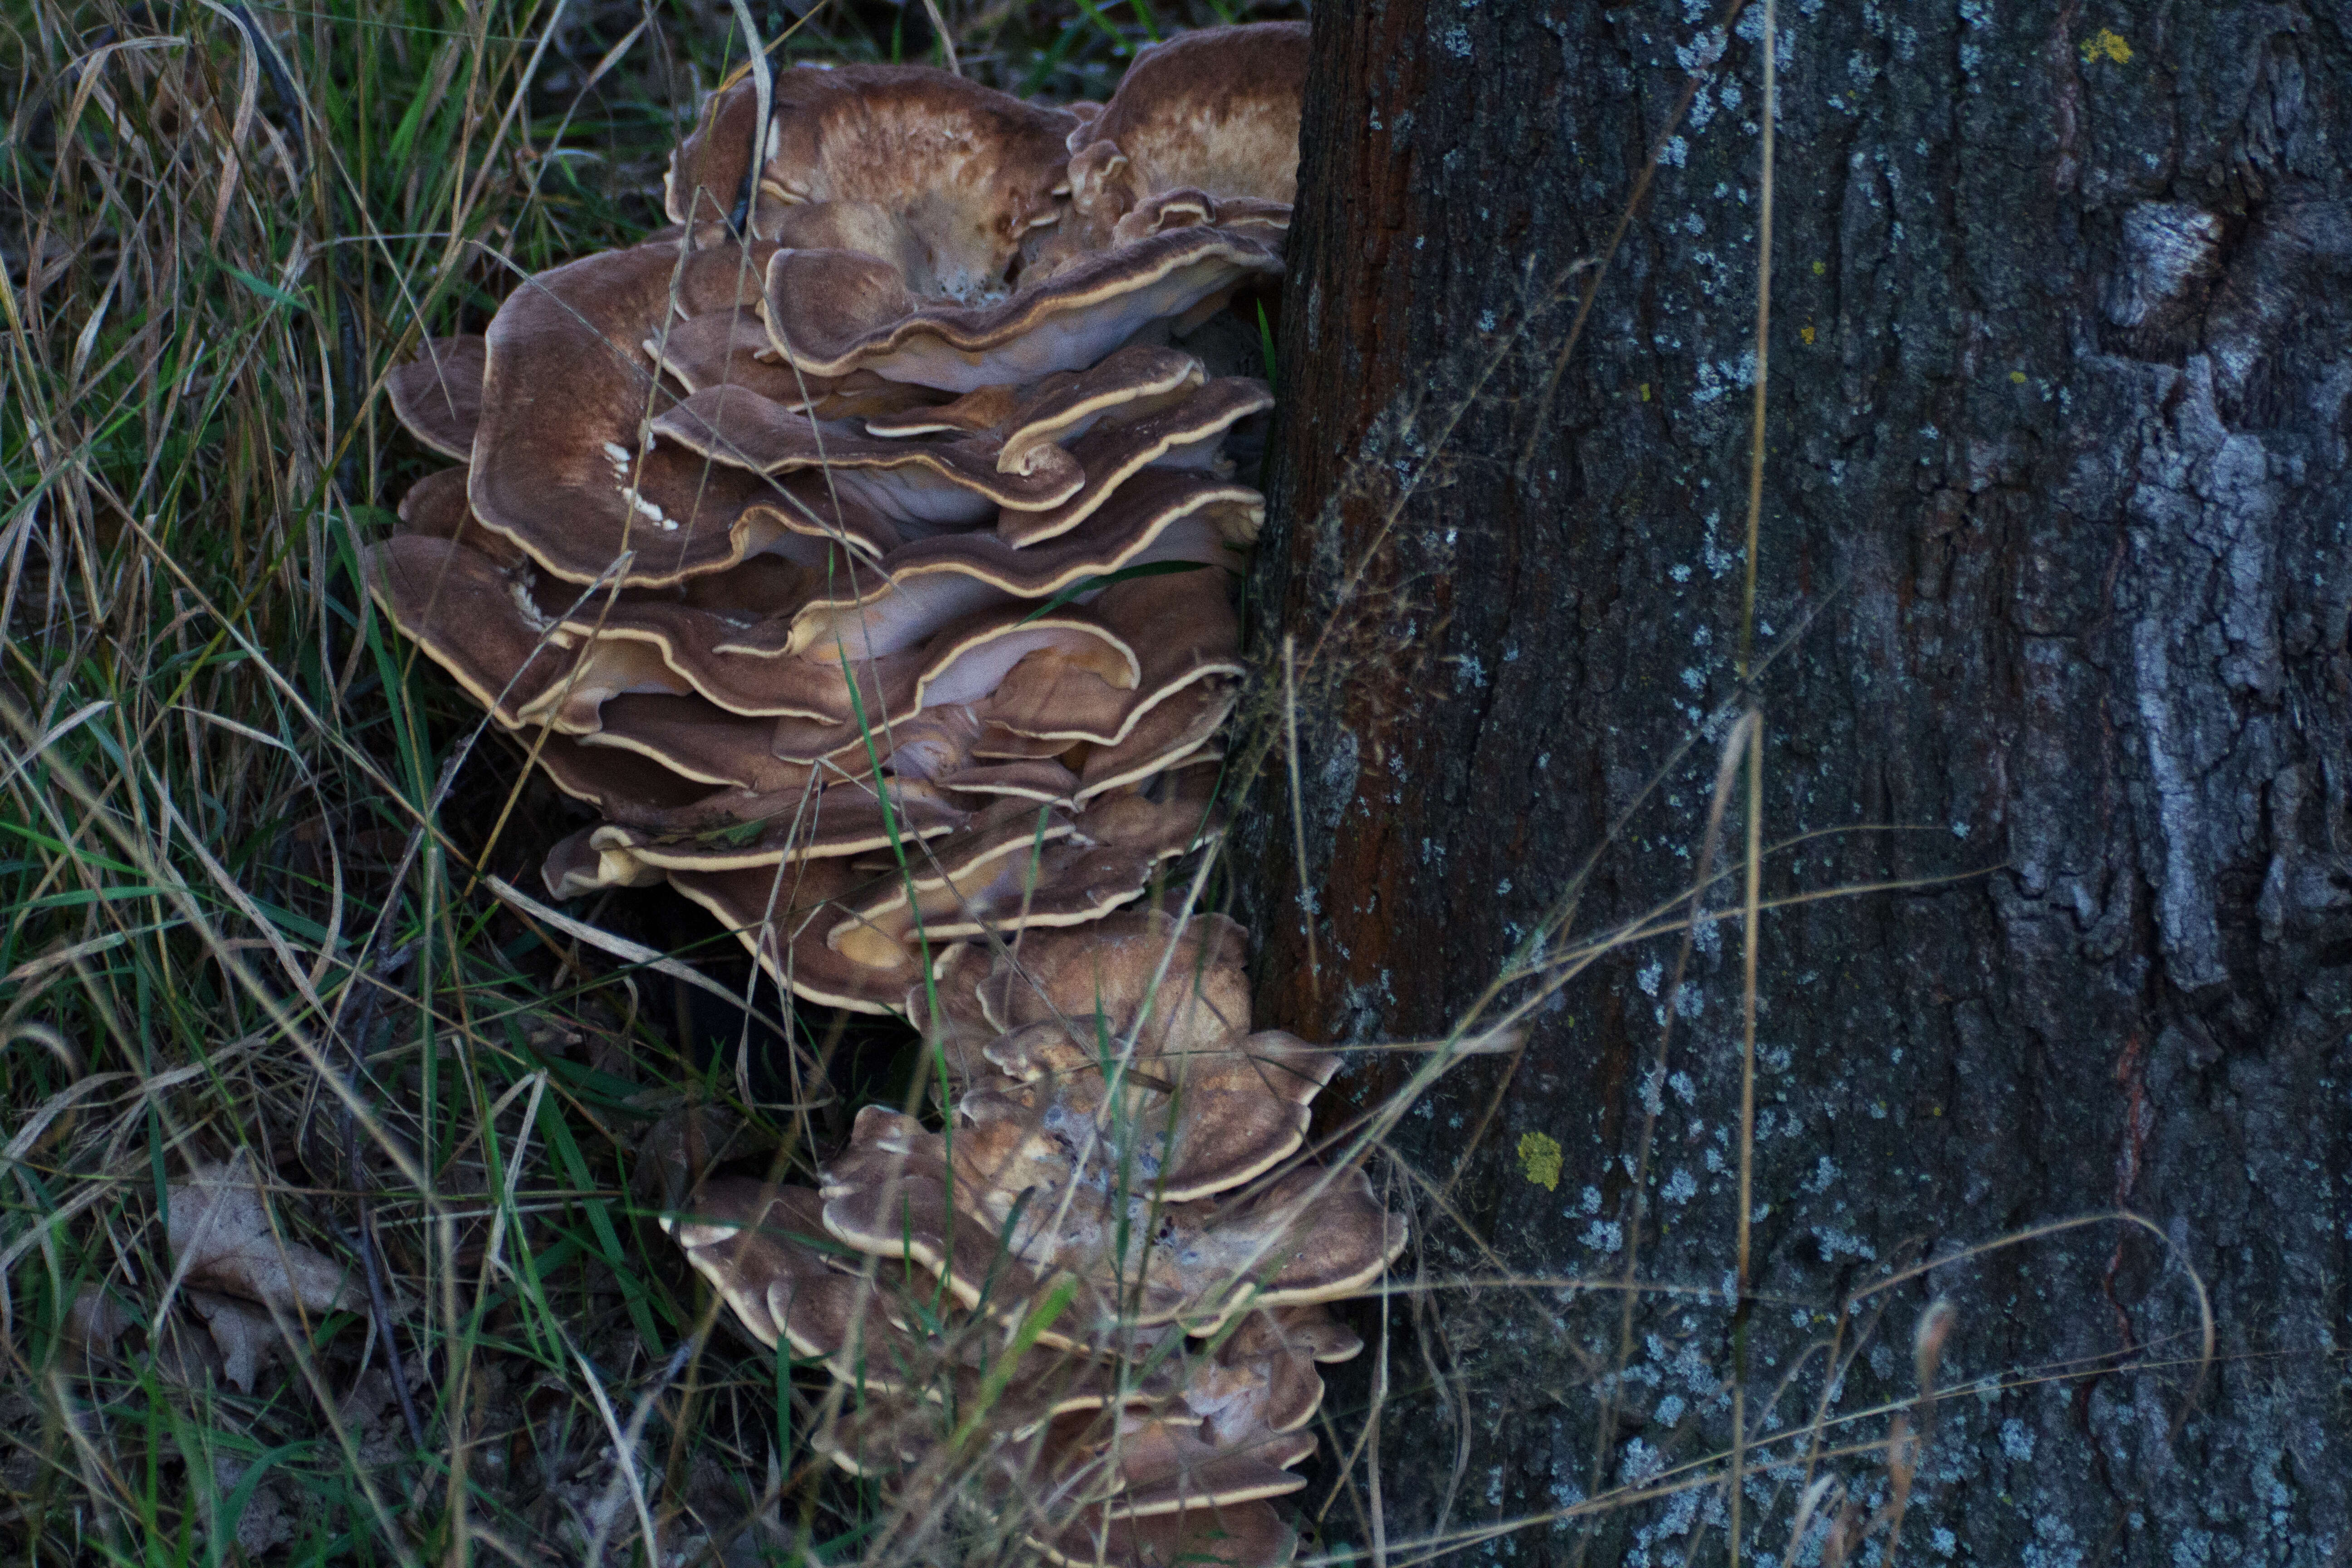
[1245,1,2352,1561]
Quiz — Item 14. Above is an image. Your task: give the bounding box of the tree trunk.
[1247,2,2352,1561]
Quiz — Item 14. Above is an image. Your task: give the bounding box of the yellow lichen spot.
[1518,1131,1563,1192]
[2080,28,2132,64]
[1799,324,1817,345]
[1638,382,1651,402]
[2010,369,2029,384]
[1811,260,1827,276]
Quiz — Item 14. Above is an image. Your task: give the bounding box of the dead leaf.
[187,1289,275,1392]
[168,1151,363,1317]
[62,1284,135,1354]
[212,1448,296,1554]
[150,1309,227,1390]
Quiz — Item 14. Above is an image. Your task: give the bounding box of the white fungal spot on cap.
[603,442,632,463]
[508,579,554,632]
[623,491,676,530]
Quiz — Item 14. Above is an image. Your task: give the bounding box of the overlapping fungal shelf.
[372,22,1385,1566]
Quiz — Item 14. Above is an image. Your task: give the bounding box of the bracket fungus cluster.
[669,911,1401,1565]
[372,21,1385,1565]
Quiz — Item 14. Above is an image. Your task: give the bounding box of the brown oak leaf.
[168,1152,363,1318]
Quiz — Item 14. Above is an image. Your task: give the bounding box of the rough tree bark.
[1246,2,2351,1562]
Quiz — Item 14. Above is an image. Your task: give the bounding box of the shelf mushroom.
[369,26,1388,1564]
[664,920,1383,1568]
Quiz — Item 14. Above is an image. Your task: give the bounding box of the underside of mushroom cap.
[844,470,1264,610]
[1176,1306,1360,1443]
[543,824,670,900]
[592,773,968,872]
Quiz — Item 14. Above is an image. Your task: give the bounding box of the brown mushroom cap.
[668,1177,1166,1416]
[862,344,1209,480]
[914,601,1139,710]
[835,1396,1312,1519]
[868,703,985,782]
[820,1106,1058,1313]
[823,1075,1401,1345]
[804,475,1263,649]
[650,385,1084,523]
[647,304,949,428]
[937,757,1082,807]
[386,335,487,460]
[666,65,1077,297]
[766,474,1253,669]
[558,596,932,722]
[866,769,1224,954]
[976,909,1248,1037]
[470,241,835,588]
[1053,21,1308,265]
[965,1004,1334,1210]
[529,731,719,828]
[542,824,669,900]
[1069,680,1238,803]
[662,1180,849,1352]
[1177,1307,1359,1443]
[668,858,946,1014]
[396,464,528,569]
[812,1387,1304,1566]
[591,774,968,873]
[762,227,1283,392]
[1113,188,1294,252]
[1078,1416,1314,1516]
[978,568,1242,747]
[997,377,1272,547]
[1070,23,1308,206]
[825,807,1093,965]
[977,724,1097,760]
[569,692,817,793]
[365,533,581,727]
[777,568,1012,662]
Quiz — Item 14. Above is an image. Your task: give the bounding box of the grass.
[0,0,1296,1560]
[0,1,2216,1565]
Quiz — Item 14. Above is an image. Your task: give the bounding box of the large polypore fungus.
[667,915,1391,1566]
[370,23,1380,1565]
[368,26,1303,1014]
